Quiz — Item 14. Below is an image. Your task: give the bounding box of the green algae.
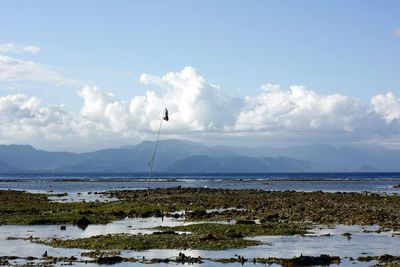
[37,233,260,250]
[31,221,305,251]
[156,222,307,236]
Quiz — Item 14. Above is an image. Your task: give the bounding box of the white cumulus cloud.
[233,84,370,133]
[77,85,131,133]
[371,92,400,123]
[138,66,240,132]
[0,94,70,140]
[0,66,399,149]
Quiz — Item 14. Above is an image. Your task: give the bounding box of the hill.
[0,140,397,173]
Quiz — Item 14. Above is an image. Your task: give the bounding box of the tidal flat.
[1,188,400,266]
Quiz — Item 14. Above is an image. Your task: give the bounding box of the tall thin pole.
[148,109,165,192]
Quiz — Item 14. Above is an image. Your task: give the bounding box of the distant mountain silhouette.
[0,140,397,173]
[168,155,326,173]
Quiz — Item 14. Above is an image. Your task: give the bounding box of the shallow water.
[0,217,186,242]
[1,217,399,266]
[2,173,400,266]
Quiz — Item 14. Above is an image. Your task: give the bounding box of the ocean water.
[0,172,400,194]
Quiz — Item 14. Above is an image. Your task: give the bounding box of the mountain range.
[0,140,398,173]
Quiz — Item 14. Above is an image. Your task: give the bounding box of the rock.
[224,229,243,238]
[378,254,398,262]
[261,213,280,222]
[342,232,352,239]
[199,233,216,241]
[236,220,255,225]
[149,258,170,263]
[75,217,90,230]
[281,254,340,266]
[153,231,177,235]
[187,209,208,218]
[96,256,124,264]
[237,255,247,263]
[176,252,203,264]
[111,211,127,218]
[69,256,77,261]
[60,225,66,231]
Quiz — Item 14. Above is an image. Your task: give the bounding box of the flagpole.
[148,108,167,193]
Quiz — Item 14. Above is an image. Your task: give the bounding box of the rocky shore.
[1,188,400,266]
[107,187,400,230]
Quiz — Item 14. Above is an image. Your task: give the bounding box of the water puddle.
[46,190,117,203]
[48,191,117,203]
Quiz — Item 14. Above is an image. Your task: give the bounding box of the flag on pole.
[148,107,169,192]
[163,108,169,121]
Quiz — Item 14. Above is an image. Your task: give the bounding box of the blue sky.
[0,1,399,151]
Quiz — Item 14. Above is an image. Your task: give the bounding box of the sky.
[0,0,399,152]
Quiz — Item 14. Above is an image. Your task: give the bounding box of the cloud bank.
[0,66,399,149]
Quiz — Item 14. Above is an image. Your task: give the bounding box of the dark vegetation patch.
[156,222,306,236]
[358,254,400,266]
[253,254,341,266]
[37,233,260,250]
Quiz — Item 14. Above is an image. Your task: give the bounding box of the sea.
[1,172,400,194]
